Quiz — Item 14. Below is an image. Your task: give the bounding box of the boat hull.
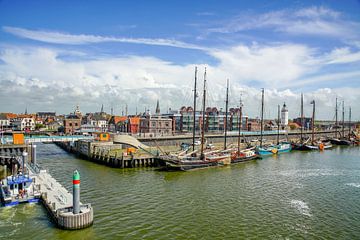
[231,154,259,163]
[329,139,352,146]
[162,155,230,171]
[256,143,292,156]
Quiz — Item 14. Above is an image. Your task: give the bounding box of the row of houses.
[62,105,284,137]
[0,105,282,136]
[0,112,64,132]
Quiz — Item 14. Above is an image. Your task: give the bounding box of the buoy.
[319,143,324,151]
[73,170,80,214]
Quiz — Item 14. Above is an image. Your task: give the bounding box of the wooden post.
[121,153,124,168]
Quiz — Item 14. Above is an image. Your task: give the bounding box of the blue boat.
[256,143,292,156]
[0,174,41,207]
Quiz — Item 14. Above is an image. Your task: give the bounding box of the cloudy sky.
[0,0,360,120]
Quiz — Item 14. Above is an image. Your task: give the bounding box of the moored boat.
[159,67,230,171]
[256,142,292,156]
[231,148,260,163]
[0,174,40,207]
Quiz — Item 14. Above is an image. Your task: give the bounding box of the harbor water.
[1,143,360,239]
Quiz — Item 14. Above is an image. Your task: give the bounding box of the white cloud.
[2,26,207,51]
[324,47,360,64]
[206,6,360,39]
[0,44,360,119]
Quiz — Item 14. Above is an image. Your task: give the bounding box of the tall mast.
[192,66,197,151]
[200,68,207,159]
[311,100,315,144]
[335,97,338,138]
[342,100,345,138]
[224,79,229,150]
[349,106,352,140]
[277,104,280,145]
[300,93,304,143]
[260,88,264,147]
[237,97,243,153]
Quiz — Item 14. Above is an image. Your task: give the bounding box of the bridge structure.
[1,135,94,144]
[113,134,149,149]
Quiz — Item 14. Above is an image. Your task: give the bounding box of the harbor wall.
[55,141,161,168]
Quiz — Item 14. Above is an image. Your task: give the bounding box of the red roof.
[129,117,140,125]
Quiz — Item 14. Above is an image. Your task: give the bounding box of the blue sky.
[0,0,360,119]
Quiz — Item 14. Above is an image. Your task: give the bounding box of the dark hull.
[166,161,221,171]
[329,139,352,146]
[165,159,223,171]
[231,155,259,164]
[292,144,318,151]
[161,155,229,171]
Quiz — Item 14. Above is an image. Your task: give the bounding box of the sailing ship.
[255,89,292,156]
[222,81,259,163]
[294,98,332,150]
[329,100,351,146]
[160,67,230,171]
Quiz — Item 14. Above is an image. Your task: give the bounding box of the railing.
[0,135,94,144]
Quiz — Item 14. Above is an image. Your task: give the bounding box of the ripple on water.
[345,183,360,188]
[290,200,312,217]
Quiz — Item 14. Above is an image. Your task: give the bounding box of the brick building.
[64,115,81,134]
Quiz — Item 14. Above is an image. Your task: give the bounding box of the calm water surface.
[1,143,360,239]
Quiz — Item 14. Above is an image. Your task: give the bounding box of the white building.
[91,115,108,132]
[12,117,35,131]
[0,114,10,129]
[281,103,289,127]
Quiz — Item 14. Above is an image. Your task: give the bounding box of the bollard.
[32,145,37,167]
[22,151,28,174]
[73,170,80,214]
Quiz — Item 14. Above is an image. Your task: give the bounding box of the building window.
[69,123,72,126]
[75,123,78,126]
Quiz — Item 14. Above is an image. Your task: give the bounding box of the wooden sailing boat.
[296,99,332,150]
[160,67,230,171]
[329,99,351,145]
[221,82,259,163]
[255,89,292,156]
[292,93,312,150]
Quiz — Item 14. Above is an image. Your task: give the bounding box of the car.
[194,140,201,146]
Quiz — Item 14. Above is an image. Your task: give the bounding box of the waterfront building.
[75,124,99,135]
[64,115,81,134]
[139,113,172,137]
[0,113,11,130]
[293,117,312,130]
[35,117,45,125]
[108,116,127,133]
[47,120,62,132]
[90,114,108,132]
[128,117,140,134]
[11,115,35,132]
[247,118,261,131]
[36,112,56,119]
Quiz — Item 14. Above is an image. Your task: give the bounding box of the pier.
[0,144,94,230]
[55,141,160,168]
[32,167,94,229]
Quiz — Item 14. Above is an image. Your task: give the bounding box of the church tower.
[155,100,160,115]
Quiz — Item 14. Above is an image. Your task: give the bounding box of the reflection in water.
[0,144,360,239]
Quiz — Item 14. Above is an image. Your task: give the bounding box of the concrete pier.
[27,165,93,230]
